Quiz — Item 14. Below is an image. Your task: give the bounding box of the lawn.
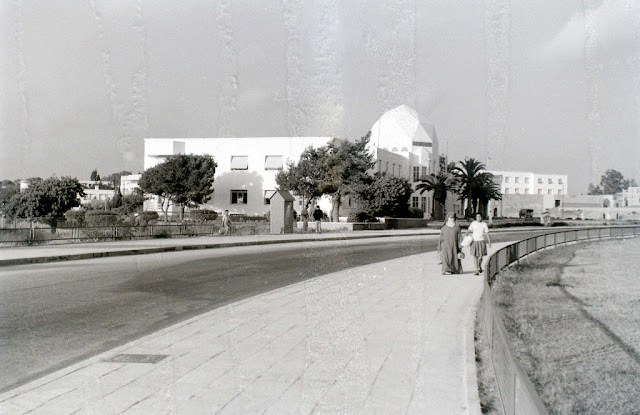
[486,237,640,414]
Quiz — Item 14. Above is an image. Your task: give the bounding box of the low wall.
[381,218,429,229]
[480,225,640,414]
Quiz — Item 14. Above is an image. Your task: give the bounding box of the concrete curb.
[0,226,574,267]
[0,231,438,267]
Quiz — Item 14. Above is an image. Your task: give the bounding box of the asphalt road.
[0,230,545,392]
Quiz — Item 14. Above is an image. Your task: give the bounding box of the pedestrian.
[467,212,491,275]
[221,210,232,235]
[312,205,323,233]
[438,212,463,275]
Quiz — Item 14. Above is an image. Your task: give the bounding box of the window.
[230,156,248,170]
[420,197,427,210]
[264,190,276,205]
[398,165,402,175]
[386,162,389,172]
[401,147,408,152]
[392,163,396,174]
[413,166,420,181]
[515,188,520,194]
[547,189,552,195]
[504,188,509,194]
[231,190,248,204]
[504,177,510,183]
[555,200,561,207]
[525,177,530,184]
[378,161,382,172]
[421,167,427,177]
[412,196,419,208]
[524,189,529,194]
[515,177,520,183]
[538,189,542,195]
[264,156,283,170]
[548,178,553,184]
[392,147,398,152]
[558,178,563,184]
[538,178,543,184]
[558,189,563,195]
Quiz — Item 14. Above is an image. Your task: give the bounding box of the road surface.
[0,230,544,392]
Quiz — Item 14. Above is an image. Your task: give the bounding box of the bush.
[407,207,425,218]
[85,210,119,226]
[347,210,379,223]
[230,213,268,222]
[187,209,218,222]
[64,209,86,227]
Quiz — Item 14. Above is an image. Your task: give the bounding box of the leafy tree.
[90,169,101,182]
[0,180,20,214]
[103,170,133,188]
[588,169,638,195]
[354,173,412,217]
[318,133,374,221]
[415,171,459,219]
[138,154,216,221]
[119,188,145,215]
[4,177,85,218]
[111,187,123,209]
[275,146,324,210]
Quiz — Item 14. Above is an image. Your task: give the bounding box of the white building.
[621,187,640,207]
[488,171,568,196]
[120,174,142,196]
[142,105,439,218]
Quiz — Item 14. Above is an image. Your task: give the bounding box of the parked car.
[519,209,534,221]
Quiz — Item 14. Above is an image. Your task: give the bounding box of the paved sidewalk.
[0,229,439,266]
[0,243,508,414]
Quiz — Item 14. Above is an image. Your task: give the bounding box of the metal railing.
[486,226,640,285]
[480,225,640,415]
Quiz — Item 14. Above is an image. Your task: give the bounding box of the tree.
[318,133,374,221]
[103,170,133,188]
[90,169,101,182]
[354,173,413,217]
[0,180,20,214]
[453,158,487,217]
[119,188,145,215]
[138,154,216,221]
[415,171,459,219]
[111,187,123,209]
[4,177,85,219]
[588,169,637,195]
[275,146,324,210]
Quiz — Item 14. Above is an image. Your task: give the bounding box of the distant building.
[487,170,568,196]
[120,174,142,196]
[79,181,114,206]
[621,187,640,207]
[142,105,440,218]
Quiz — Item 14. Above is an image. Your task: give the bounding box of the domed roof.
[369,105,436,149]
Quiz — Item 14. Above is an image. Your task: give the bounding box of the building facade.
[142,105,439,218]
[487,171,568,196]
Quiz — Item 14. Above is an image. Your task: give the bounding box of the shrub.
[347,210,378,223]
[188,209,218,222]
[137,211,159,225]
[85,210,119,226]
[407,207,425,218]
[64,209,86,227]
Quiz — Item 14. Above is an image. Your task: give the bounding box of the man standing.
[313,205,323,233]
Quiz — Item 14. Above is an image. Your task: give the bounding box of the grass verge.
[489,239,640,414]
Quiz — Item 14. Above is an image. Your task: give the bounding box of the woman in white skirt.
[467,213,491,275]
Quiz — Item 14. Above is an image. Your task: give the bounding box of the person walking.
[438,212,463,274]
[221,210,232,235]
[467,213,491,275]
[312,206,323,233]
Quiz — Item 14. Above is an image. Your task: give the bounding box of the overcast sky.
[1,0,638,194]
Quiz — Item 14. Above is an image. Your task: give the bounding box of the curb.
[0,231,439,267]
[0,226,573,267]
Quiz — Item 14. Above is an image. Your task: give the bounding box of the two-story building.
[142,105,439,219]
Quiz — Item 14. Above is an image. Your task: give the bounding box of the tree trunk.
[331,193,340,222]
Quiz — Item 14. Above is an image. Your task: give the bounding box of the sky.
[1,0,639,194]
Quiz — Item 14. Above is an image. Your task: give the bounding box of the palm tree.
[473,172,502,217]
[453,158,487,217]
[415,171,459,220]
